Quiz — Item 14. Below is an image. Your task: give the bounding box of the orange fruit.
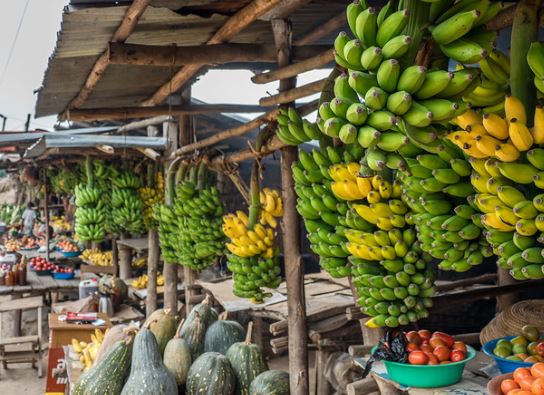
[514,368,532,384]
[532,378,544,395]
[532,363,544,379]
[518,376,535,391]
[501,379,519,394]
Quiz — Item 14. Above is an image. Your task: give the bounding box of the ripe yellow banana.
[505,95,527,124]
[508,118,533,151]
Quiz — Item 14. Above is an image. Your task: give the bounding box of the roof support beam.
[294,11,346,45]
[142,0,282,107]
[108,42,330,66]
[66,104,272,122]
[259,78,326,107]
[60,0,150,119]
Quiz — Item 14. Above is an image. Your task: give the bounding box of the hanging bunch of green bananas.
[153,203,177,264]
[50,167,80,195]
[399,141,493,272]
[528,42,544,95]
[74,184,106,242]
[139,172,164,229]
[111,171,144,235]
[275,106,322,146]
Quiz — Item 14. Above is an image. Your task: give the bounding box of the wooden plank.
[109,42,330,66]
[0,335,39,346]
[142,0,282,106]
[0,296,43,312]
[253,50,334,84]
[116,237,149,252]
[61,0,150,117]
[294,11,346,45]
[116,115,172,134]
[259,78,326,107]
[80,264,116,275]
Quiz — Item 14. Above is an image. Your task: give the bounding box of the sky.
[0,2,327,131]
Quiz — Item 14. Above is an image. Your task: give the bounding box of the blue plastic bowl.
[62,251,81,258]
[52,271,75,279]
[483,336,535,373]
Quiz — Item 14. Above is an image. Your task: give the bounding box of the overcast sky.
[0,2,326,131]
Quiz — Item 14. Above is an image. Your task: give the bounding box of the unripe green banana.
[414,70,453,100]
[367,110,397,131]
[440,39,487,64]
[361,46,383,70]
[386,90,413,115]
[339,123,358,144]
[397,65,427,94]
[377,131,408,152]
[347,1,363,40]
[366,148,387,171]
[357,126,380,148]
[330,97,351,118]
[355,7,378,47]
[402,102,433,127]
[437,69,477,98]
[318,102,335,120]
[419,99,459,121]
[381,35,412,59]
[377,59,400,92]
[343,39,364,67]
[348,70,378,96]
[323,117,347,138]
[528,42,544,79]
[376,9,409,47]
[431,10,480,45]
[364,86,388,110]
[334,73,359,103]
[346,103,369,125]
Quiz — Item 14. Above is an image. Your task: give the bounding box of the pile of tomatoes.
[405,329,467,365]
[30,257,55,272]
[57,240,79,253]
[501,363,544,395]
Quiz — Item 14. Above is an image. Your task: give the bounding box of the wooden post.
[163,120,179,313]
[272,18,309,395]
[147,128,160,317]
[111,235,119,274]
[42,169,50,262]
[118,234,132,280]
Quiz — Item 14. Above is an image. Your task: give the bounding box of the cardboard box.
[48,313,111,348]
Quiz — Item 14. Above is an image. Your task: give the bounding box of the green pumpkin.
[163,320,192,385]
[180,311,206,360]
[121,328,177,395]
[186,352,236,395]
[73,337,133,395]
[226,322,269,395]
[249,370,290,395]
[204,312,245,355]
[181,294,218,335]
[144,308,177,356]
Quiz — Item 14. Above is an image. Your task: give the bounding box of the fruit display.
[499,363,544,395]
[404,330,468,365]
[492,326,544,363]
[50,166,81,196]
[56,239,80,253]
[52,265,74,275]
[139,171,164,229]
[154,203,178,264]
[4,239,22,252]
[19,236,39,250]
[29,257,55,272]
[71,328,106,371]
[172,166,226,271]
[132,256,146,268]
[111,171,144,235]
[50,215,71,233]
[81,249,112,266]
[0,204,23,226]
[131,272,164,289]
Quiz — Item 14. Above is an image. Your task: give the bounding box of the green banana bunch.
[227,254,282,303]
[50,167,81,195]
[74,179,108,242]
[275,107,322,145]
[109,171,144,235]
[528,42,544,95]
[153,204,178,264]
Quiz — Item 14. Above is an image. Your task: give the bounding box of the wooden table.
[0,270,81,298]
[116,237,148,253]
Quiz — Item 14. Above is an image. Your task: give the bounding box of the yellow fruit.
[534,104,544,144]
[495,143,520,162]
[505,95,527,124]
[455,110,482,129]
[508,118,533,151]
[475,135,501,156]
[482,113,509,140]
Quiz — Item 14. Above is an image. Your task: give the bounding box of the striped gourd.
[226,322,269,395]
[121,327,177,395]
[143,308,177,356]
[181,294,218,334]
[204,312,245,355]
[186,352,236,395]
[249,370,290,395]
[73,336,134,395]
[180,311,206,361]
[163,319,192,385]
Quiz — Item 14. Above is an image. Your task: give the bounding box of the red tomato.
[536,343,544,357]
[501,379,520,394]
[452,341,467,353]
[513,367,532,384]
[531,363,544,379]
[406,342,420,353]
[420,344,433,353]
[450,349,466,362]
[418,329,431,341]
[532,378,544,395]
[433,345,451,362]
[408,351,429,365]
[429,337,447,349]
[406,331,422,345]
[433,331,455,348]
[423,351,439,365]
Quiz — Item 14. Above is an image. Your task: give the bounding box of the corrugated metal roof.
[35,0,347,118]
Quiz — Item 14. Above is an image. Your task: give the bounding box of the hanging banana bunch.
[111,169,144,235]
[139,164,164,229]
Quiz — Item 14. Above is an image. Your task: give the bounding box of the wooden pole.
[43,170,50,262]
[163,120,179,313]
[272,18,309,395]
[118,234,132,280]
[66,104,272,122]
[147,130,159,317]
[108,42,330,67]
[61,0,150,118]
[252,50,334,84]
[259,78,327,107]
[142,0,282,106]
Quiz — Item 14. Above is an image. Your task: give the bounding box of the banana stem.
[247,160,261,230]
[174,161,188,186]
[188,165,198,184]
[85,156,94,188]
[146,163,154,187]
[165,166,175,206]
[196,161,207,190]
[511,0,540,124]
[401,0,430,70]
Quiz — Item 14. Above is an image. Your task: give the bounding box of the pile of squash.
[72,295,290,395]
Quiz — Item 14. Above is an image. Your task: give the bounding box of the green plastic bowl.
[381,345,476,388]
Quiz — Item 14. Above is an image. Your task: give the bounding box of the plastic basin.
[381,346,476,388]
[62,251,81,258]
[52,272,75,279]
[483,336,535,373]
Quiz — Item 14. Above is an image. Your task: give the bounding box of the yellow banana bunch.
[139,186,163,227]
[132,256,146,268]
[71,328,107,371]
[131,273,164,289]
[81,249,112,266]
[51,215,71,232]
[223,209,277,258]
[260,188,283,218]
[329,163,374,201]
[448,96,541,162]
[222,211,249,239]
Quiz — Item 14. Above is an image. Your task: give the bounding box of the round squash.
[249,370,290,395]
[121,327,177,395]
[204,312,245,355]
[226,322,269,395]
[186,352,236,395]
[144,308,177,356]
[74,336,134,395]
[181,294,218,336]
[180,311,206,361]
[163,319,192,385]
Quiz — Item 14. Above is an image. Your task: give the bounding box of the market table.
[0,270,81,298]
[116,237,148,279]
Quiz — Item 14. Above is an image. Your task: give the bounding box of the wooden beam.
[67,104,272,122]
[260,0,313,20]
[252,50,334,84]
[294,11,347,45]
[117,115,172,134]
[259,78,326,107]
[109,42,330,66]
[273,18,309,395]
[142,0,282,107]
[61,0,150,118]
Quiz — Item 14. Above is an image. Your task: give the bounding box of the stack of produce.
[173,168,226,271]
[50,215,71,233]
[71,328,106,371]
[111,171,144,235]
[404,330,468,365]
[0,204,23,226]
[132,256,146,268]
[50,167,80,196]
[492,325,544,363]
[81,249,112,266]
[139,172,164,228]
[131,273,164,289]
[154,203,178,264]
[499,364,544,395]
[224,175,282,302]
